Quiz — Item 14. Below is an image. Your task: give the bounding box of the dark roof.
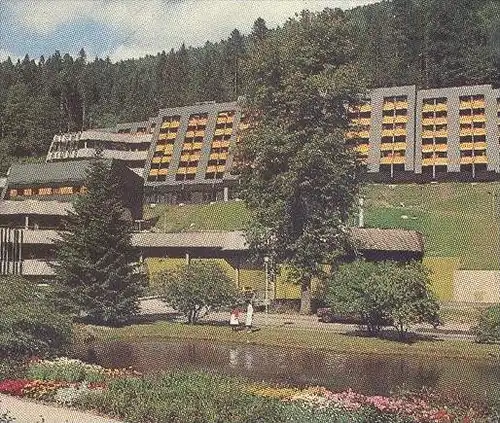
[132,231,247,251]
[7,160,110,186]
[350,227,423,252]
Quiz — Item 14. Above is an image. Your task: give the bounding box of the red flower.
[0,379,31,396]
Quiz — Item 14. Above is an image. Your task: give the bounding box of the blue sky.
[0,1,377,63]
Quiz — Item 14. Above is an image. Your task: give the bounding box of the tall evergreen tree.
[237,9,364,314]
[52,158,146,326]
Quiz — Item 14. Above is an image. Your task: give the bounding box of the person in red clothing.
[229,306,241,331]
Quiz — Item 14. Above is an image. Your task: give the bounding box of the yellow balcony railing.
[358,130,370,139]
[382,116,395,124]
[394,128,406,137]
[149,169,158,176]
[155,145,165,152]
[459,128,473,137]
[152,156,162,164]
[460,142,473,150]
[472,100,485,108]
[355,144,369,154]
[434,130,448,138]
[214,128,225,136]
[382,102,395,111]
[422,103,435,112]
[158,133,168,140]
[167,132,177,140]
[392,156,406,164]
[460,101,472,109]
[421,144,434,153]
[158,168,168,175]
[353,117,371,126]
[472,114,486,123]
[185,131,195,138]
[422,158,434,166]
[474,155,488,164]
[224,128,233,135]
[422,130,434,139]
[164,145,174,154]
[421,118,434,126]
[161,156,170,163]
[473,128,486,136]
[176,167,187,174]
[460,156,473,164]
[170,121,180,128]
[434,144,448,152]
[435,157,448,165]
[193,142,203,150]
[460,116,473,124]
[186,166,197,174]
[381,129,394,137]
[206,165,218,173]
[395,101,408,110]
[239,123,249,130]
[474,142,487,150]
[380,143,393,151]
[359,104,372,113]
[161,122,170,129]
[434,117,447,125]
[394,115,408,123]
[194,130,205,137]
[392,142,407,151]
[435,103,447,112]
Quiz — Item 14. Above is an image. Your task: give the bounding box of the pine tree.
[52,159,146,326]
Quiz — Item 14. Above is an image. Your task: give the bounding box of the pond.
[76,339,500,404]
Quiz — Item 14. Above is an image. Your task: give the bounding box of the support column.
[223,186,229,202]
[24,215,29,229]
[185,252,191,265]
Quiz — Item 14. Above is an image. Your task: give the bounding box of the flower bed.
[0,360,497,423]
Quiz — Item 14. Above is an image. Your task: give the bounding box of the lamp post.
[264,256,269,314]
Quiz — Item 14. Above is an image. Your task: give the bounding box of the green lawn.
[89,321,499,360]
[143,200,249,233]
[143,182,500,270]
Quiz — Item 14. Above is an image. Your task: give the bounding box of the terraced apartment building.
[45,84,500,204]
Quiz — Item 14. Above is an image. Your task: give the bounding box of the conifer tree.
[52,159,146,326]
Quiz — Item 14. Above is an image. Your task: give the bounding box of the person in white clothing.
[245,300,254,333]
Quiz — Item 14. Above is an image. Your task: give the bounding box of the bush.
[0,277,72,359]
[154,262,240,323]
[473,305,500,343]
[328,260,440,339]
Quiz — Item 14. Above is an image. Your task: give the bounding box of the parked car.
[316,307,362,324]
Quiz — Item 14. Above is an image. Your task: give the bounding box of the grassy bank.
[90,321,499,360]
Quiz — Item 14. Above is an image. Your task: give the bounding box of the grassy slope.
[144,182,500,271]
[92,321,499,360]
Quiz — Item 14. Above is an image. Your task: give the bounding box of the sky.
[0,0,377,63]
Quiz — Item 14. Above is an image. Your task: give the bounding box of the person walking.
[230,306,240,331]
[245,300,254,333]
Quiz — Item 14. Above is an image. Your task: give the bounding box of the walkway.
[139,298,475,340]
[0,394,122,423]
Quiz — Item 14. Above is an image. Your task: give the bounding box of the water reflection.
[75,339,500,403]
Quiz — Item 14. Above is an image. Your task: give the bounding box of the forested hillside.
[0,0,499,174]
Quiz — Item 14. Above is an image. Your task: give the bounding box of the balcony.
[422,157,448,166]
[474,155,488,164]
[158,168,168,175]
[214,128,225,136]
[392,142,407,151]
[358,130,370,139]
[422,103,434,112]
[382,102,395,111]
[395,101,408,110]
[161,122,171,129]
[421,144,434,153]
[380,155,405,165]
[459,128,473,137]
[353,117,371,126]
[224,128,233,135]
[435,103,447,112]
[381,129,394,137]
[193,142,203,150]
[434,130,448,138]
[149,169,158,176]
[434,117,447,125]
[472,100,485,108]
[473,128,486,136]
[472,114,486,123]
[186,166,197,174]
[459,116,473,124]
[195,130,205,137]
[155,145,165,152]
[239,123,249,130]
[380,143,393,151]
[167,132,177,140]
[474,141,487,150]
[152,156,162,164]
[206,165,218,173]
[422,130,434,139]
[382,116,395,124]
[393,128,406,137]
[161,156,170,163]
[460,101,472,109]
[213,140,230,149]
[170,121,180,128]
[434,144,448,152]
[185,131,195,138]
[460,142,473,150]
[359,104,372,113]
[355,144,369,154]
[164,145,174,154]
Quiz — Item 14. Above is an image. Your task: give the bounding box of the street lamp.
[264,256,270,314]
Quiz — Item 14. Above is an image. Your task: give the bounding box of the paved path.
[139,298,475,340]
[0,394,122,423]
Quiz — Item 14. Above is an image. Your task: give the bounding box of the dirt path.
[0,394,122,423]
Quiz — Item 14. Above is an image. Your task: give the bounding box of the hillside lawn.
[144,182,500,271]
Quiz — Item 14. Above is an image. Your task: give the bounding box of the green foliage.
[52,159,146,326]
[473,305,500,344]
[155,261,239,323]
[328,260,440,339]
[0,277,72,359]
[238,9,364,314]
[79,371,413,423]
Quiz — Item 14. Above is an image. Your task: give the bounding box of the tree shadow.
[342,328,442,345]
[131,311,184,325]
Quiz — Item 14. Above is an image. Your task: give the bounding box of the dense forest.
[0,0,499,174]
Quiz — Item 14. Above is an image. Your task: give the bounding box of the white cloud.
[0,49,20,62]
[8,0,378,61]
